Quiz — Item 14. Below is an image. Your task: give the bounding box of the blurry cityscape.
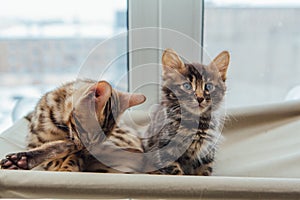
[0,38,126,85]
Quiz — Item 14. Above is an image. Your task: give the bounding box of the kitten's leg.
[195,150,215,176]
[195,162,213,176]
[57,153,84,172]
[40,154,83,172]
[42,158,64,171]
[0,140,80,170]
[154,162,184,175]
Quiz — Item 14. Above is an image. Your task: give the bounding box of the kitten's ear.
[118,92,146,112]
[90,81,112,108]
[162,48,185,70]
[210,51,230,81]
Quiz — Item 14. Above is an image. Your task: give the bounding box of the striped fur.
[0,79,145,172]
[143,49,230,175]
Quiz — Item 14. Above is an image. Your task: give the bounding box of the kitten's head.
[161,49,230,115]
[72,80,146,142]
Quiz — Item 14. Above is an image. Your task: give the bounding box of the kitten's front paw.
[161,163,184,175]
[0,152,28,170]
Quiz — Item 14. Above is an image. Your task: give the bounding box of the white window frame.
[128,0,204,106]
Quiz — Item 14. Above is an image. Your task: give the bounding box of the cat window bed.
[1,101,300,199]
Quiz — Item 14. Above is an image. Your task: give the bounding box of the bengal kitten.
[143,49,230,175]
[0,79,145,172]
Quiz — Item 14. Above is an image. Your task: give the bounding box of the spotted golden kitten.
[0,79,145,172]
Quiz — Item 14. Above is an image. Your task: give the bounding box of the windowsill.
[1,170,300,199]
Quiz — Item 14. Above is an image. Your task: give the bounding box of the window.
[3,0,298,132]
[0,0,127,132]
[0,0,204,132]
[128,0,203,110]
[204,0,300,108]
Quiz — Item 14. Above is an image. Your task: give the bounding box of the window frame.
[128,0,204,104]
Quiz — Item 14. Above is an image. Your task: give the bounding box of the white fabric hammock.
[1,101,300,199]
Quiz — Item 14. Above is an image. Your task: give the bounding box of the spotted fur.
[0,79,145,172]
[143,49,230,175]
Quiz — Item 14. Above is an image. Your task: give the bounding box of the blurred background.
[204,0,300,109]
[0,0,127,131]
[0,0,299,132]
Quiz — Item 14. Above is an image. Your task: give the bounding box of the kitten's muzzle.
[197,97,204,104]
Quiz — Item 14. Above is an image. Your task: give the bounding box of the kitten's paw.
[0,153,29,170]
[162,163,184,175]
[0,158,18,169]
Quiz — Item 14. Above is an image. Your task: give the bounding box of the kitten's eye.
[204,83,214,92]
[183,82,192,90]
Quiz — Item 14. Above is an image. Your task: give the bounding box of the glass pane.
[204,0,300,108]
[0,0,127,132]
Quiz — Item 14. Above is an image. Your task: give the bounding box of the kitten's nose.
[197,97,204,103]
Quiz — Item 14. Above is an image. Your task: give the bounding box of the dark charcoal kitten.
[143,49,230,175]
